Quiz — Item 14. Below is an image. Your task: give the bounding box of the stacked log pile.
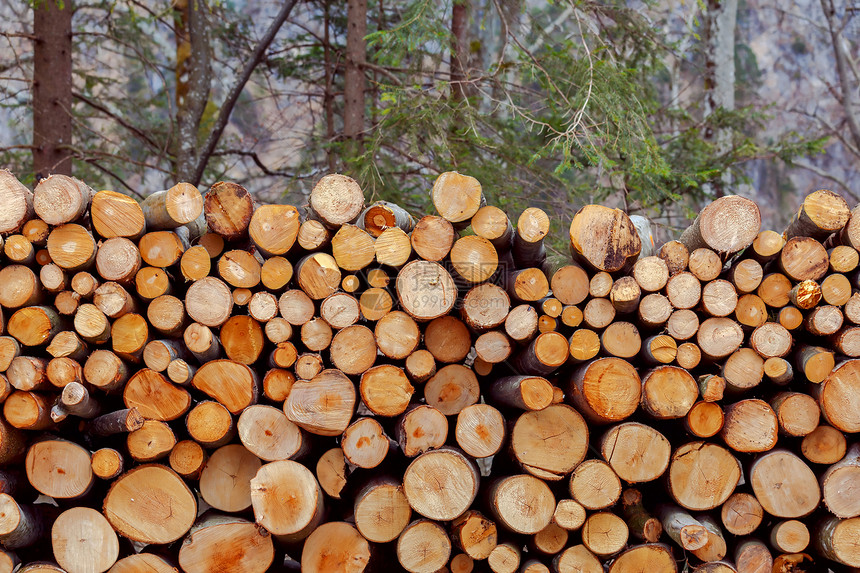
[0,168,857,573]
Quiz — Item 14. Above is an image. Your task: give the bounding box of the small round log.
[580,512,628,557]
[569,460,621,510]
[248,203,300,256]
[676,342,702,370]
[688,248,722,281]
[600,422,670,483]
[783,189,850,240]
[830,244,859,272]
[124,368,191,421]
[720,492,763,536]
[770,519,810,554]
[203,181,254,240]
[489,474,556,535]
[396,260,457,321]
[169,440,207,480]
[801,424,847,465]
[354,477,411,543]
[424,364,479,416]
[126,417,176,462]
[360,365,414,417]
[686,401,724,438]
[640,365,697,419]
[309,174,364,228]
[0,170,34,234]
[632,255,669,292]
[403,447,479,521]
[342,417,391,469]
[284,369,355,436]
[455,404,504,460]
[91,448,124,480]
[135,266,171,300]
[729,258,763,293]
[396,405,448,458]
[185,277,233,328]
[250,460,323,542]
[815,516,860,567]
[4,391,53,430]
[199,444,260,513]
[462,283,509,331]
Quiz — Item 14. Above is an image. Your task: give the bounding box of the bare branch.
[73,92,164,153]
[210,148,312,178]
[63,147,144,198]
[791,160,859,201]
[190,0,300,186]
[0,32,37,40]
[821,0,860,152]
[0,144,37,151]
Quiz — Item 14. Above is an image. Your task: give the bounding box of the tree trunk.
[703,0,738,194]
[33,0,73,178]
[344,0,367,148]
[174,0,211,181]
[451,0,469,101]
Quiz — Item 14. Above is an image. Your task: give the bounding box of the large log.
[749,449,821,518]
[783,189,850,241]
[568,358,640,424]
[250,460,324,542]
[203,181,255,240]
[511,404,588,481]
[0,171,34,234]
[177,513,274,573]
[569,205,641,272]
[432,171,484,228]
[678,195,760,256]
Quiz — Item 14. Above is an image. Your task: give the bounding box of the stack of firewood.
[0,168,857,573]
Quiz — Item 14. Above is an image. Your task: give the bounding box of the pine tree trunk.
[344,0,367,149]
[33,0,73,178]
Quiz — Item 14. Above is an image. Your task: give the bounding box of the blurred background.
[0,0,858,250]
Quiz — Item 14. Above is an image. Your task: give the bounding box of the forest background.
[1,0,859,253]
